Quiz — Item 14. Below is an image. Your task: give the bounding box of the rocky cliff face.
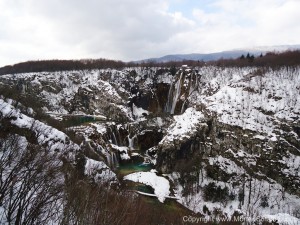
[0,65,299,222]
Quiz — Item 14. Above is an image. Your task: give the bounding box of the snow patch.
[124,171,170,202]
[160,107,205,144]
[132,103,149,118]
[262,213,300,225]
[85,158,117,183]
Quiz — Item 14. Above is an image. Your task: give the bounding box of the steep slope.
[156,66,300,221]
[0,98,118,224]
[0,65,299,224]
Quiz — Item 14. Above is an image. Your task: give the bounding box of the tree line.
[0,59,129,75]
[1,50,300,75]
[210,50,300,68]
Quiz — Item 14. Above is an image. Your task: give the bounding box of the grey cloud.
[1,0,300,66]
[22,0,193,60]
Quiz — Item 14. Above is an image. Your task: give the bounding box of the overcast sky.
[1,0,300,66]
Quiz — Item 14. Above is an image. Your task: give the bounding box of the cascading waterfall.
[128,135,133,149]
[106,153,112,167]
[125,123,137,150]
[106,151,119,169]
[108,126,119,145]
[112,132,118,145]
[115,128,122,146]
[180,101,186,114]
[128,134,137,149]
[111,152,119,168]
[164,81,174,113]
[170,72,183,114]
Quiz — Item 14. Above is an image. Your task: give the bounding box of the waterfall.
[164,81,174,113]
[116,128,122,146]
[111,152,119,168]
[128,135,133,149]
[180,101,186,114]
[112,132,118,145]
[106,153,112,167]
[170,72,183,114]
[106,152,119,169]
[128,134,137,149]
[109,127,119,145]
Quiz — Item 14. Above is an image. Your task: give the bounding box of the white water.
[170,73,183,114]
[128,134,137,149]
[180,101,186,114]
[106,153,112,167]
[112,152,119,168]
[164,81,174,113]
[106,152,119,168]
[112,131,118,145]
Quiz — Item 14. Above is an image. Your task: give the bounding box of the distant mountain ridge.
[138,44,300,63]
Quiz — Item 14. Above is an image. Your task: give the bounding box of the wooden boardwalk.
[46,112,107,120]
[130,190,179,200]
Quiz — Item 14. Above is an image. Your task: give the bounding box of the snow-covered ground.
[169,169,300,224]
[0,98,117,184]
[1,66,300,224]
[124,170,170,203]
[0,98,79,155]
[193,67,300,134]
[85,158,117,183]
[160,107,205,145]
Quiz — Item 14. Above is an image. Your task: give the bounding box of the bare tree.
[0,134,64,225]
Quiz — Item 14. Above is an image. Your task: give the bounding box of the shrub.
[260,195,269,208]
[203,182,232,203]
